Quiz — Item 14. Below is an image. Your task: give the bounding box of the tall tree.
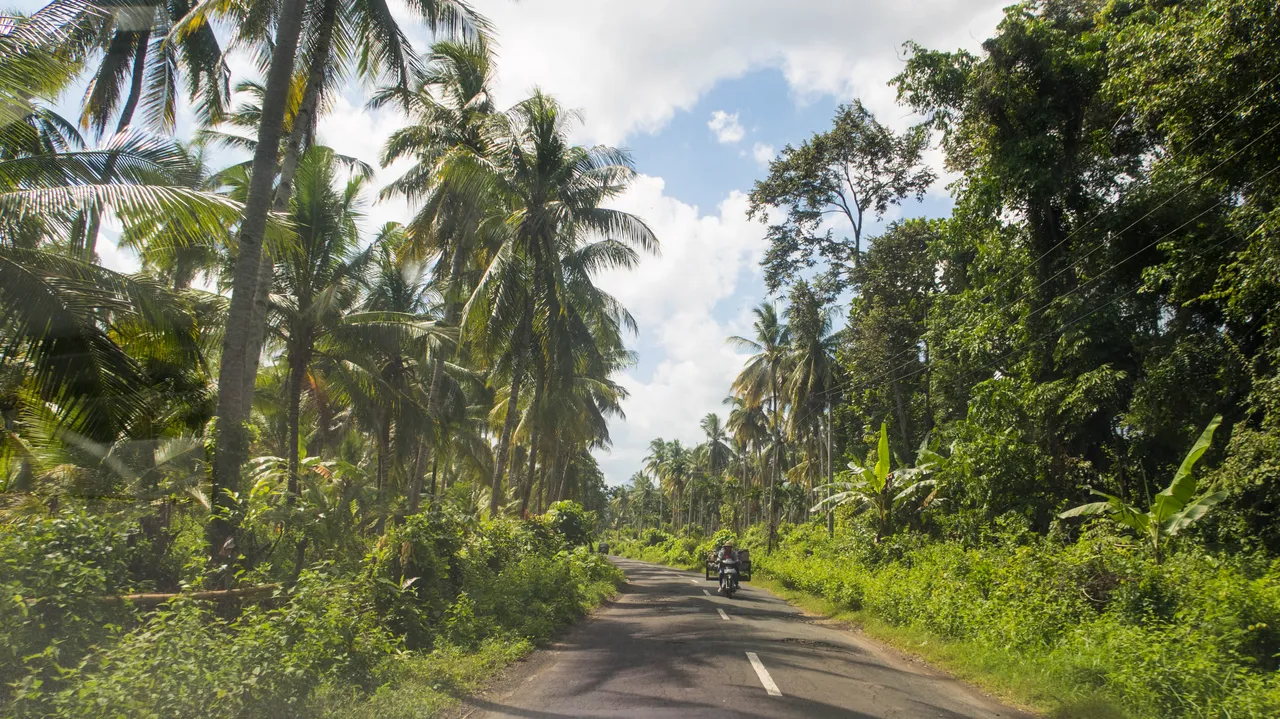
[747,101,933,298]
[728,303,790,546]
[445,92,657,515]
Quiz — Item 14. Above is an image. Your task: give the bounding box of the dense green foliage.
[607,2,1280,717]
[2,506,619,717]
[2,1,638,715]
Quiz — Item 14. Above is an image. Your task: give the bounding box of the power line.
[816,154,1280,403]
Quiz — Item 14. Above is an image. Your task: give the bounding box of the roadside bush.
[0,511,138,692]
[544,500,595,547]
[755,522,1280,718]
[1,506,623,718]
[12,569,396,719]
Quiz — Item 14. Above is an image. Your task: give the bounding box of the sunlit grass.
[748,573,1129,719]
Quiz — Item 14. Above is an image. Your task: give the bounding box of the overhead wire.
[811,153,1280,404]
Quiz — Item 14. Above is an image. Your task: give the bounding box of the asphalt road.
[465,557,1034,719]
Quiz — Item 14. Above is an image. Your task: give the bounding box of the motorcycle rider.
[718,540,739,592]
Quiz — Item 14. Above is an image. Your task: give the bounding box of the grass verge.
[311,574,622,718]
[746,573,1128,719]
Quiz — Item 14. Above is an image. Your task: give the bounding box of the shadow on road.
[465,557,1032,719]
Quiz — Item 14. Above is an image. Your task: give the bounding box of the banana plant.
[813,423,891,538]
[814,423,950,539]
[1060,415,1225,563]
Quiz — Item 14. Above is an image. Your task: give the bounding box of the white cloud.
[590,176,769,482]
[464,0,1005,144]
[752,142,775,166]
[707,110,745,144]
[316,93,416,235]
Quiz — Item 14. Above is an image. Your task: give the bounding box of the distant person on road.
[717,540,739,592]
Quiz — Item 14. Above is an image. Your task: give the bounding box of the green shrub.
[11,569,397,719]
[754,523,1280,719]
[0,511,139,692]
[1,506,624,717]
[544,500,595,547]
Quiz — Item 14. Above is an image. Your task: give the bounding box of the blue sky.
[16,0,1006,485]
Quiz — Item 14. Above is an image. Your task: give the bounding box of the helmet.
[723,539,734,547]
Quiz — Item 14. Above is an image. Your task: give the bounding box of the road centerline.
[717,608,731,621]
[746,651,782,696]
[702,589,710,596]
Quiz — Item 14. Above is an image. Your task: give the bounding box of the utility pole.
[826,400,834,537]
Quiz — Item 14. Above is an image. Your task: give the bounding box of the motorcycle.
[718,558,740,598]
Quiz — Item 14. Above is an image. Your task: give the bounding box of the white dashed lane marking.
[746,652,782,696]
[717,608,731,621]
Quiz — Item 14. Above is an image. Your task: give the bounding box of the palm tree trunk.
[891,372,911,452]
[826,403,834,537]
[551,446,570,503]
[239,253,272,414]
[285,344,307,497]
[377,417,391,501]
[427,242,470,418]
[768,371,781,552]
[236,0,340,427]
[517,371,544,515]
[209,0,308,558]
[115,32,149,135]
[429,456,439,499]
[490,313,531,515]
[519,429,538,516]
[407,442,425,515]
[536,463,547,513]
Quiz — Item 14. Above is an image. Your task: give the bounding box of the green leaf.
[874,422,890,487]
[1059,501,1114,519]
[1154,415,1221,521]
[1163,490,1228,536]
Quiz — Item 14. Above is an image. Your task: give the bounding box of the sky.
[20,0,1008,486]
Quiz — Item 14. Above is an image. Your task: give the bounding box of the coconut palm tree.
[80,0,228,139]
[783,281,839,509]
[439,91,658,515]
[728,303,790,545]
[206,0,484,551]
[378,38,497,423]
[699,412,734,477]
